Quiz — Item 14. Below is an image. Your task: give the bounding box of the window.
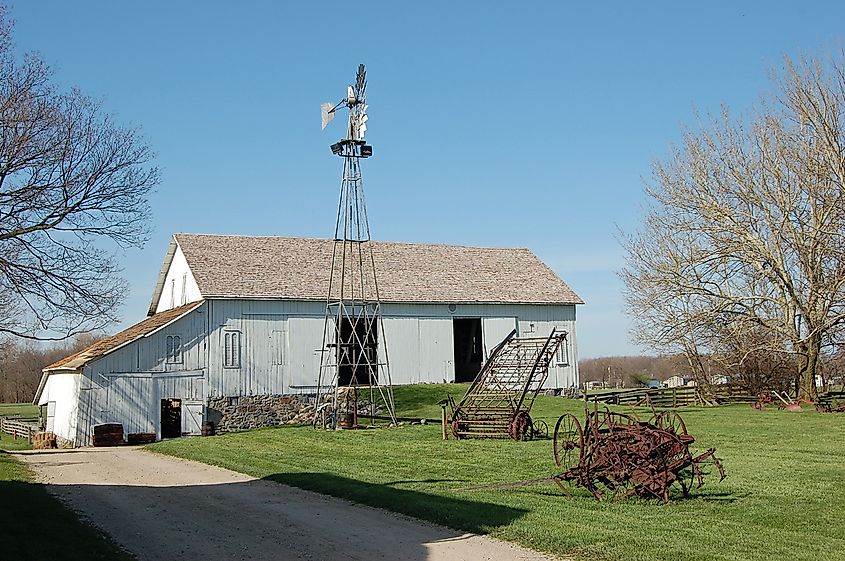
[166,335,182,364]
[180,273,187,306]
[223,330,241,368]
[556,337,569,366]
[170,278,176,308]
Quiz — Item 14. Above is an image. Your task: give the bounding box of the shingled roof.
[157,234,582,308]
[43,301,204,372]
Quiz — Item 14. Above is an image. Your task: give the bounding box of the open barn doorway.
[336,315,378,386]
[453,318,483,382]
[161,398,182,439]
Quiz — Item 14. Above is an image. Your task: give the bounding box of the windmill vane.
[321,64,373,158]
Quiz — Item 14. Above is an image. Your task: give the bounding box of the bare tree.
[0,334,99,402]
[621,53,845,401]
[0,8,158,339]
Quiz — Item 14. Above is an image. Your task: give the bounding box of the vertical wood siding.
[69,298,578,445]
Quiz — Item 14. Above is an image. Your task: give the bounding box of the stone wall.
[206,394,313,434]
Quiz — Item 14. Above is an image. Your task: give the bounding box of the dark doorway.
[453,318,483,382]
[336,315,378,386]
[161,398,182,439]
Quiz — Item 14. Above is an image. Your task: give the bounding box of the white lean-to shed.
[34,234,583,446]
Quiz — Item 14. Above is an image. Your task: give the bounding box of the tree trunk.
[796,335,821,401]
[685,349,713,396]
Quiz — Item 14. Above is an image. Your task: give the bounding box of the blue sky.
[10,2,845,358]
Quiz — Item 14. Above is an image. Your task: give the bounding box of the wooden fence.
[0,415,39,442]
[710,383,758,404]
[586,383,771,408]
[587,385,701,407]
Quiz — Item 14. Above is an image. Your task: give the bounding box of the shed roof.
[151,234,582,312]
[43,301,204,372]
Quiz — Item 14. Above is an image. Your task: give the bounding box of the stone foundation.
[206,394,314,434]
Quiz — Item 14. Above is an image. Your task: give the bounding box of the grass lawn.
[0,402,38,451]
[1,416,133,560]
[0,402,38,418]
[150,384,845,561]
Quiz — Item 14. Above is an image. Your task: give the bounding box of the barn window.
[556,337,569,366]
[223,330,241,368]
[170,279,176,308]
[180,273,187,306]
[166,335,182,363]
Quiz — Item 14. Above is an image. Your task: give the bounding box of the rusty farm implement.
[550,406,726,502]
[450,329,567,440]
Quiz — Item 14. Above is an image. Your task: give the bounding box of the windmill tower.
[314,64,397,429]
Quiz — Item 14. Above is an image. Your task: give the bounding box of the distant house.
[34,234,584,446]
[664,375,690,388]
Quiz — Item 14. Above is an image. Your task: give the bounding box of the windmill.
[314,64,397,429]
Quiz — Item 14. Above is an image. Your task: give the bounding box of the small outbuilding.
[34,234,583,446]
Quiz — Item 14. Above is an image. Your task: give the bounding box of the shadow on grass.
[263,472,527,535]
[10,449,529,561]
[0,455,131,561]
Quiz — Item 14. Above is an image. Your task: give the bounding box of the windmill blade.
[347,85,356,105]
[356,64,367,99]
[321,102,335,130]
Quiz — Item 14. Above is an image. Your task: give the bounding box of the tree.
[0,7,158,340]
[621,53,845,401]
[0,335,99,402]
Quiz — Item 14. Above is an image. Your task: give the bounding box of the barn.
[33,233,583,446]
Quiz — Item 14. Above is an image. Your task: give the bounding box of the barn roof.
[149,234,583,313]
[43,301,204,372]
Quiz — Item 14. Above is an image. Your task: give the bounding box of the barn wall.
[154,245,202,313]
[64,298,578,445]
[37,372,81,445]
[76,304,209,444]
[205,299,578,393]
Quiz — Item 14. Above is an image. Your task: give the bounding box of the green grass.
[0,402,38,418]
[0,431,32,451]
[0,451,133,560]
[0,403,38,451]
[149,384,845,561]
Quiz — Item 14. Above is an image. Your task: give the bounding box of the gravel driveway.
[15,446,559,561]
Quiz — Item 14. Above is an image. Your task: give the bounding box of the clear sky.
[9,1,845,358]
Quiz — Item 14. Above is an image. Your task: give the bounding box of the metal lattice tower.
[314,64,397,429]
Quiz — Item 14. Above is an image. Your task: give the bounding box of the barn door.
[182,401,203,436]
[160,398,182,438]
[45,401,56,432]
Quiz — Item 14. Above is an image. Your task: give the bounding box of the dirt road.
[16,447,559,561]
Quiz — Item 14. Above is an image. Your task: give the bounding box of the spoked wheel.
[553,413,584,469]
[654,411,688,436]
[531,419,549,440]
[510,411,532,441]
[451,419,462,439]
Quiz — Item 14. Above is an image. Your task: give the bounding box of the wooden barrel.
[338,412,355,429]
[201,421,215,436]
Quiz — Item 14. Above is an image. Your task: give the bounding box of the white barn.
[34,234,583,446]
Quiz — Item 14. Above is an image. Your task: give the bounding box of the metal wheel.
[553,413,583,469]
[451,419,462,439]
[510,411,532,441]
[654,411,688,435]
[531,419,549,439]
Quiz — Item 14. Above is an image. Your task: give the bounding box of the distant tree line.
[0,335,98,403]
[579,350,845,393]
